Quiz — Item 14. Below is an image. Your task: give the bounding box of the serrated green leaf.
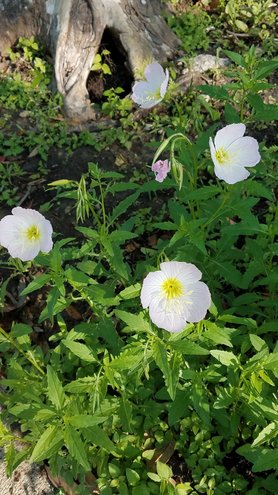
[30,425,63,463]
[204,322,233,347]
[153,340,179,400]
[197,85,230,100]
[169,339,209,355]
[252,422,278,448]
[21,274,51,296]
[118,283,141,300]
[66,414,107,428]
[110,191,140,223]
[253,448,278,472]
[210,350,238,366]
[47,365,65,410]
[62,340,96,362]
[64,426,91,471]
[115,310,152,333]
[224,50,245,66]
[86,425,115,452]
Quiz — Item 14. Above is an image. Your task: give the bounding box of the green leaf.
[249,334,267,352]
[197,85,230,100]
[119,396,132,432]
[204,322,233,347]
[64,267,93,286]
[192,381,211,428]
[186,185,221,201]
[224,102,241,124]
[34,409,57,421]
[110,191,140,223]
[252,423,278,448]
[253,448,278,472]
[115,310,152,333]
[126,468,140,486]
[118,283,141,300]
[64,426,91,471]
[156,461,173,480]
[169,339,209,355]
[30,425,63,463]
[153,340,178,400]
[255,60,278,80]
[210,350,238,366]
[224,50,245,66]
[62,339,96,363]
[102,239,130,280]
[21,274,51,296]
[11,323,33,338]
[47,365,65,410]
[147,472,161,482]
[66,414,107,428]
[108,230,138,243]
[86,425,115,452]
[108,347,145,371]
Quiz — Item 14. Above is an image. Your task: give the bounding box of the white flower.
[209,123,261,184]
[131,62,169,109]
[0,207,53,261]
[141,261,211,333]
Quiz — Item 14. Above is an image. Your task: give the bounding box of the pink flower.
[151,159,171,183]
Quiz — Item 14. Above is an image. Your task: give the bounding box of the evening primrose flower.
[0,207,53,261]
[151,159,171,182]
[131,62,169,109]
[209,123,261,184]
[141,261,211,333]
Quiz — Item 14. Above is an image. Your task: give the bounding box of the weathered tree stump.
[0,0,179,121]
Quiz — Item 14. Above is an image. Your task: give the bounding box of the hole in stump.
[87,28,133,104]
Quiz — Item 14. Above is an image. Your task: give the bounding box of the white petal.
[214,162,250,184]
[160,261,202,284]
[226,137,261,167]
[149,302,187,332]
[0,215,23,248]
[160,68,169,98]
[131,81,149,104]
[185,282,211,322]
[12,206,46,223]
[131,81,160,109]
[8,240,40,262]
[139,97,161,109]
[214,123,246,150]
[144,62,166,86]
[140,270,166,308]
[39,219,53,253]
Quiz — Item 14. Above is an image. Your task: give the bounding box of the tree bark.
[0,0,179,121]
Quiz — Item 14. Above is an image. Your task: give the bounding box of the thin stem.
[0,326,45,376]
[98,180,107,232]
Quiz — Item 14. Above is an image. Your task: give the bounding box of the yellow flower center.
[215,147,229,165]
[162,277,183,300]
[25,225,41,241]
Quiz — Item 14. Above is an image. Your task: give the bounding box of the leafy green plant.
[197,45,278,121]
[91,49,112,75]
[221,0,277,39]
[167,7,211,53]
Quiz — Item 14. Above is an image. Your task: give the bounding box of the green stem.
[99,180,107,232]
[202,191,229,231]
